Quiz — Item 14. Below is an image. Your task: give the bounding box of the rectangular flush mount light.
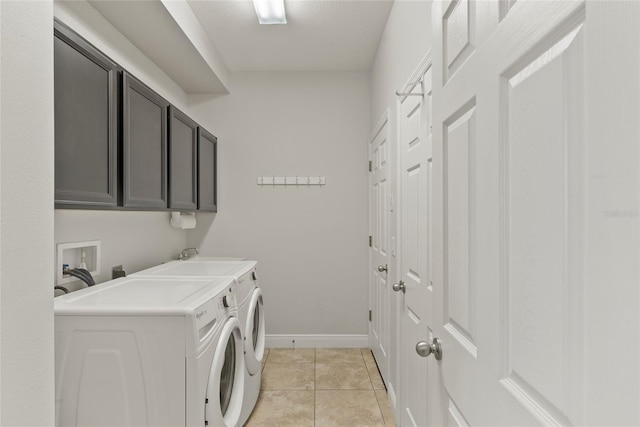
[253,0,287,25]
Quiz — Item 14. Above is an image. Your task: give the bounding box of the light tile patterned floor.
[246,348,396,427]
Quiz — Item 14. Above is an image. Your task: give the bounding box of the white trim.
[397,49,433,100]
[266,334,368,349]
[395,97,404,427]
[370,108,390,142]
[387,383,398,423]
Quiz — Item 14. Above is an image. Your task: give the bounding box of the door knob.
[416,338,442,360]
[377,264,388,273]
[392,280,406,293]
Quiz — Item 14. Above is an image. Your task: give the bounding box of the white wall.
[369,0,432,412]
[53,0,194,289]
[55,211,187,288]
[0,1,55,424]
[186,72,370,340]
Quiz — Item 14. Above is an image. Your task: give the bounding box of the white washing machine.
[54,276,245,427]
[132,260,265,426]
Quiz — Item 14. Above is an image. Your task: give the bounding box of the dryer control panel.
[236,268,258,305]
[217,288,236,310]
[187,284,238,358]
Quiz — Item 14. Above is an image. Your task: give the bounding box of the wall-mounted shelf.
[257,176,326,186]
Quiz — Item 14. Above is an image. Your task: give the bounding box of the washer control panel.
[194,299,216,330]
[216,287,236,311]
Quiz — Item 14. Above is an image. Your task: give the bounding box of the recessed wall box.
[56,240,101,285]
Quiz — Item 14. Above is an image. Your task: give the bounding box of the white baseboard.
[266,334,369,348]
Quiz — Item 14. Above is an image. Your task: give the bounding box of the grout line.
[313,388,379,390]
[362,349,375,390]
[364,349,387,425]
[374,389,389,426]
[258,349,394,426]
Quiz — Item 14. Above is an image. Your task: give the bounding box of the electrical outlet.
[112,265,124,279]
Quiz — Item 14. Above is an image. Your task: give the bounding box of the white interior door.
[398,70,436,427]
[369,112,391,383]
[431,0,640,425]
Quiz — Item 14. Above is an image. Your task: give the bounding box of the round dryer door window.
[205,318,245,427]
[244,288,265,375]
[220,333,236,415]
[252,302,260,350]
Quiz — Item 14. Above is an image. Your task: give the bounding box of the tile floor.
[245,348,396,427]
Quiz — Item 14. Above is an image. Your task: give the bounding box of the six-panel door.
[369,112,391,386]
[431,1,640,425]
[398,72,434,427]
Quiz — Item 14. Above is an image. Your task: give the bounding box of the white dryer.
[132,260,265,425]
[54,276,245,427]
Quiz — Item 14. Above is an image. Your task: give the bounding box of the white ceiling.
[187,0,395,71]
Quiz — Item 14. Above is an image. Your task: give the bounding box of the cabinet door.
[198,128,217,212]
[122,72,168,209]
[168,106,198,210]
[54,20,118,208]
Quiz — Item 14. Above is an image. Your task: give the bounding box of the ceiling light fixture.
[252,0,287,25]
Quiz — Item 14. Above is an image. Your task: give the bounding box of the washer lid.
[132,260,257,280]
[189,256,246,261]
[54,276,234,316]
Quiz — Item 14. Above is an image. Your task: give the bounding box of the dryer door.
[205,317,245,427]
[244,288,265,375]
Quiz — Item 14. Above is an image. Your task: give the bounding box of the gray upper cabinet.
[122,72,168,209]
[54,20,118,208]
[169,106,198,210]
[54,22,219,212]
[198,128,217,212]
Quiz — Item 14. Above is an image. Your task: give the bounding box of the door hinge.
[369,235,372,247]
[369,161,372,172]
[369,310,372,322]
